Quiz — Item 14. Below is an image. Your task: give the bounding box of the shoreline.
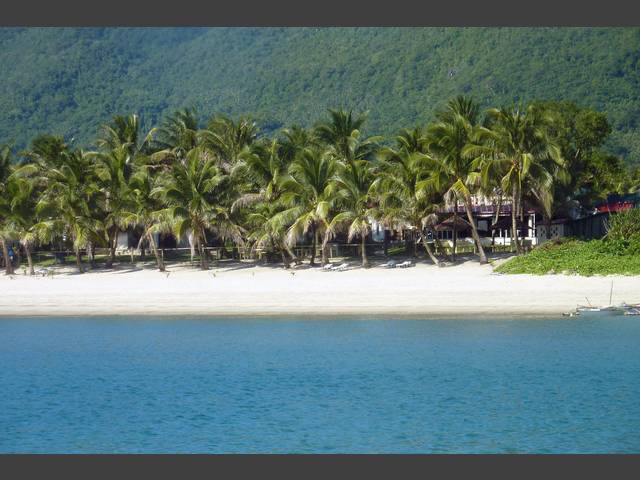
[1,259,638,318]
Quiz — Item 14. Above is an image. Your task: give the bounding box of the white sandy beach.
[0,258,638,317]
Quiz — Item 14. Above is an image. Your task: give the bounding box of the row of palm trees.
[0,96,566,275]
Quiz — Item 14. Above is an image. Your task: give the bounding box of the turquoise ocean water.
[1,315,639,453]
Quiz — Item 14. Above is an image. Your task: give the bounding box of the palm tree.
[200,115,258,173]
[328,157,377,268]
[426,96,489,264]
[0,144,15,275]
[121,164,171,271]
[93,144,135,267]
[153,146,243,270]
[278,125,318,165]
[4,174,40,275]
[274,147,336,266]
[97,114,155,155]
[231,139,300,266]
[466,104,563,253]
[153,108,199,162]
[375,143,441,265]
[94,114,157,267]
[35,148,104,273]
[314,109,381,168]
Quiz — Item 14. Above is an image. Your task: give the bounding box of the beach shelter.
[434,215,472,260]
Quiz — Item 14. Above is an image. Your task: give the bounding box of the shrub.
[606,208,640,242]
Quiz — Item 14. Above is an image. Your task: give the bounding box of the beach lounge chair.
[397,260,412,268]
[36,267,52,277]
[322,263,334,271]
[331,263,349,271]
[382,260,396,268]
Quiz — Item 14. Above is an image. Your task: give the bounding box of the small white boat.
[576,306,606,312]
[624,308,640,316]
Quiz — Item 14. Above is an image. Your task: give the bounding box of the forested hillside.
[1,27,639,164]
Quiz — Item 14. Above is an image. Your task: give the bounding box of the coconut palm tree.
[154,108,200,161]
[93,144,136,267]
[314,109,381,166]
[328,157,377,268]
[278,125,318,165]
[153,146,243,270]
[273,147,337,266]
[0,144,15,274]
[3,174,40,275]
[93,114,158,267]
[97,114,155,155]
[121,164,171,271]
[231,139,300,266]
[466,104,563,253]
[315,109,366,158]
[200,115,258,173]
[34,148,104,273]
[375,144,442,265]
[426,96,489,264]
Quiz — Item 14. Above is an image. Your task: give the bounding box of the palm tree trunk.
[197,237,208,270]
[148,232,165,272]
[418,231,440,266]
[462,197,488,264]
[321,233,329,266]
[309,223,317,266]
[202,230,210,270]
[511,189,522,254]
[24,243,35,276]
[15,247,22,270]
[284,242,300,265]
[545,215,552,240]
[434,235,452,262]
[1,238,14,275]
[87,241,96,267]
[106,227,117,267]
[493,194,502,226]
[383,229,389,256]
[279,240,291,268]
[75,246,84,273]
[452,205,458,262]
[360,233,369,268]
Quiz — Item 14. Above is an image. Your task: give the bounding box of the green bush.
[495,236,640,276]
[606,208,640,242]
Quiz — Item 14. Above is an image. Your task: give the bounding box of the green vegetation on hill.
[1,27,640,164]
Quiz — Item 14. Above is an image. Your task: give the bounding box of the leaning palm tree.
[466,104,563,253]
[426,96,489,264]
[153,146,243,270]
